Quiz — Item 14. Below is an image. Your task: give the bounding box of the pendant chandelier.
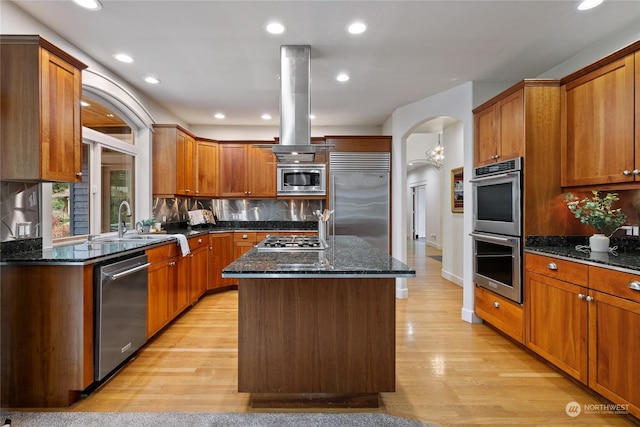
[425,133,444,169]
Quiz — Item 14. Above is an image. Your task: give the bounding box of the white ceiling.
[8,0,640,130]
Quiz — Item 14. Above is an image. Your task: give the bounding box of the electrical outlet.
[16,222,32,237]
[621,225,633,235]
[162,215,167,222]
[633,226,639,236]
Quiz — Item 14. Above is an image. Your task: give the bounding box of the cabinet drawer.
[188,234,209,251]
[525,252,588,286]
[146,242,178,264]
[234,232,257,242]
[475,285,524,343]
[589,266,640,304]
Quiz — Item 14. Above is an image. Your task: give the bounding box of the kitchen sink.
[91,234,174,244]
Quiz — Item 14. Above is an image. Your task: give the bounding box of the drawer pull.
[198,238,202,243]
[578,293,584,299]
[493,301,500,308]
[547,262,558,271]
[242,234,248,239]
[629,281,640,291]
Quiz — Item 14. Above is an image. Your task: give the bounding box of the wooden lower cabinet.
[147,243,181,339]
[474,285,524,343]
[525,253,640,419]
[209,233,235,289]
[588,268,640,419]
[0,264,94,407]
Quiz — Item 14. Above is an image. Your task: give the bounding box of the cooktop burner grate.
[257,235,327,252]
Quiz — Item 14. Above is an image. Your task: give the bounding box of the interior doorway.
[413,185,426,240]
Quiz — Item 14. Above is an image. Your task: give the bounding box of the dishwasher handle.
[108,262,150,281]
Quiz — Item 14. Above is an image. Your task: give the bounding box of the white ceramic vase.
[589,233,610,253]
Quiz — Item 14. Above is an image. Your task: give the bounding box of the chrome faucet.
[117,200,132,238]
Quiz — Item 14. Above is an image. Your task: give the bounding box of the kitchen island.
[222,235,415,408]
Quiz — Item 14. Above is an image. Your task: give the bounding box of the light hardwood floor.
[70,239,639,426]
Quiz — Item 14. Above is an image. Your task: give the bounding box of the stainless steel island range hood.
[269,45,330,163]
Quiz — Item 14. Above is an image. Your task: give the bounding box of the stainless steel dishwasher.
[95,253,149,382]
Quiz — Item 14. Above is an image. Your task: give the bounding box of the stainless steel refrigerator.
[329,152,390,253]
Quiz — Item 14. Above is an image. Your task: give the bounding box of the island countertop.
[222,235,415,278]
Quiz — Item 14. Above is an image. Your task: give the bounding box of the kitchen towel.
[169,234,191,257]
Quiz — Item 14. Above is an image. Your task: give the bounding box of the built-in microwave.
[470,158,522,237]
[277,164,326,196]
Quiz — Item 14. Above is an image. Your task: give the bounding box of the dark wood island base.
[238,277,396,408]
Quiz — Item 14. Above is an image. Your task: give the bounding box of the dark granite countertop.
[0,223,316,265]
[222,235,416,278]
[525,236,640,273]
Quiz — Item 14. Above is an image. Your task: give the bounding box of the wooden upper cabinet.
[0,35,87,182]
[218,142,276,198]
[152,125,196,196]
[325,135,391,153]
[195,138,219,197]
[474,88,524,166]
[248,145,276,197]
[561,51,636,187]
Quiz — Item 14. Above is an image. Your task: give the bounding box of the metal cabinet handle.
[76,172,83,177]
[623,170,632,176]
[585,295,594,302]
[633,169,640,176]
[242,234,248,239]
[198,238,202,243]
[547,262,558,271]
[169,261,176,267]
[578,293,584,299]
[629,281,640,291]
[493,301,500,308]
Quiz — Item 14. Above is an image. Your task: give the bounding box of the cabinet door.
[525,271,588,384]
[189,246,209,303]
[561,53,635,186]
[174,252,190,313]
[147,259,171,339]
[247,145,276,197]
[474,104,499,166]
[219,144,248,197]
[588,291,640,418]
[40,48,83,182]
[196,140,218,197]
[176,131,195,196]
[209,233,235,289]
[497,89,524,162]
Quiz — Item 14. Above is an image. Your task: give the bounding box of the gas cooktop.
[256,235,328,252]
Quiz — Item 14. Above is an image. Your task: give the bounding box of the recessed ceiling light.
[261,114,272,120]
[113,53,133,63]
[214,113,225,119]
[72,0,102,11]
[347,22,367,35]
[144,76,160,84]
[81,101,90,107]
[578,0,603,10]
[336,73,350,82]
[266,22,286,34]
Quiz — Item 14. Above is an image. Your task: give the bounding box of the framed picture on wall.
[451,167,463,213]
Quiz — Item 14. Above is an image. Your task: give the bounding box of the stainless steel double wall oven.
[471,158,523,303]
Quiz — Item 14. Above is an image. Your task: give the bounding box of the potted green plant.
[564,191,627,252]
[140,218,157,233]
